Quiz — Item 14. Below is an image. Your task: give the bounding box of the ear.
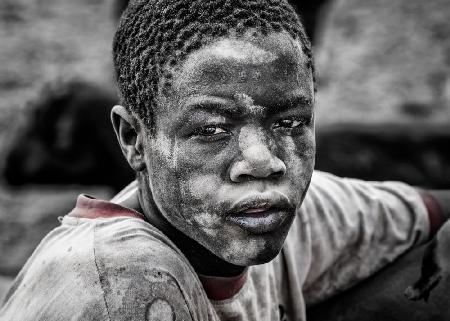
[111,105,146,172]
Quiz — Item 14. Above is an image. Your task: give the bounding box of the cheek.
[143,133,189,221]
[150,137,231,228]
[174,138,235,191]
[179,174,224,227]
[184,175,220,201]
[281,131,315,193]
[145,148,182,215]
[178,138,233,171]
[284,129,315,164]
[175,156,228,229]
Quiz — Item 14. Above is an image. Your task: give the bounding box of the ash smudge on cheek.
[284,135,314,165]
[149,133,187,220]
[186,175,219,200]
[151,134,172,161]
[150,132,181,171]
[180,175,224,230]
[192,212,222,230]
[282,136,314,201]
[170,140,179,169]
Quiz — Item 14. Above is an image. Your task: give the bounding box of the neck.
[137,174,246,277]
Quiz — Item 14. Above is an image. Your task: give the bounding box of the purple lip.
[226,192,294,234]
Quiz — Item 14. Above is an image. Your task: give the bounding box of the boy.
[1,0,449,320]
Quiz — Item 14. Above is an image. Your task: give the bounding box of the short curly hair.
[113,0,314,129]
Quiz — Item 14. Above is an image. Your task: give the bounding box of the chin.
[230,249,282,267]
[221,238,285,267]
[248,249,282,265]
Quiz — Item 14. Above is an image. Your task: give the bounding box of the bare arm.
[301,172,431,304]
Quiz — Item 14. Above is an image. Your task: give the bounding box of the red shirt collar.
[197,270,248,301]
[68,194,145,220]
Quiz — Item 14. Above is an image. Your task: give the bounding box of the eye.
[272,117,308,130]
[191,125,230,141]
[193,125,226,136]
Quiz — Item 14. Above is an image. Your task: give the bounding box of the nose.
[230,130,286,182]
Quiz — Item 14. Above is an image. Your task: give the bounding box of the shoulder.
[1,220,107,320]
[89,217,199,320]
[91,216,195,278]
[2,217,200,320]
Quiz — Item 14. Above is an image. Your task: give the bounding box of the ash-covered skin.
[116,31,315,274]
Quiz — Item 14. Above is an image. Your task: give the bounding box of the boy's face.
[141,32,315,266]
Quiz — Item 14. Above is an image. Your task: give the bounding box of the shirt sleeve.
[299,171,430,305]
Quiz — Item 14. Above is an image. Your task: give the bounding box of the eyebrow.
[271,95,313,113]
[183,96,241,118]
[182,94,313,119]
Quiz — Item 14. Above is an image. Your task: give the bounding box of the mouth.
[226,192,294,234]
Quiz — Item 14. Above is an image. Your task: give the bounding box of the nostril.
[270,170,285,179]
[229,153,287,182]
[236,174,254,182]
[236,170,284,182]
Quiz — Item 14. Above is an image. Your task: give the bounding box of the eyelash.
[272,116,310,131]
[190,116,310,140]
[190,124,231,141]
[192,125,227,135]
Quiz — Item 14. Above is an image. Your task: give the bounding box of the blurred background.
[0,0,449,305]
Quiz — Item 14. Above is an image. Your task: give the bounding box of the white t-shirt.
[0,171,429,321]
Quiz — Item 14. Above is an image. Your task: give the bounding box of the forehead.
[163,32,314,115]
